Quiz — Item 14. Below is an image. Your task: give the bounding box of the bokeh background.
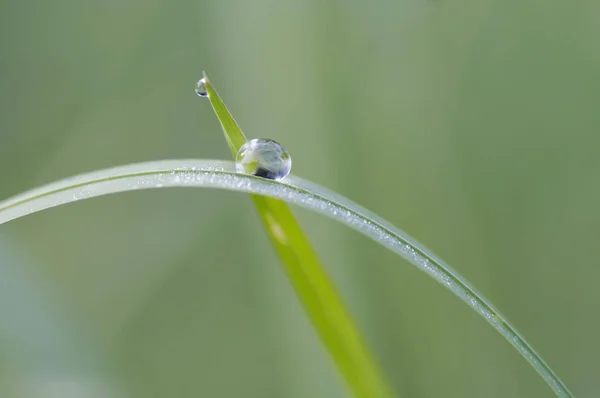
[1,1,598,397]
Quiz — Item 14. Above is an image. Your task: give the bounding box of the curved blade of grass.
[201,73,393,397]
[0,160,572,397]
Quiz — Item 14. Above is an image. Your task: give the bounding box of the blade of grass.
[201,73,393,398]
[0,160,573,397]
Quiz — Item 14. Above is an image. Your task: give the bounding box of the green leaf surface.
[201,73,393,398]
[0,160,573,397]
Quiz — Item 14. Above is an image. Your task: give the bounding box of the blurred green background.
[1,0,598,397]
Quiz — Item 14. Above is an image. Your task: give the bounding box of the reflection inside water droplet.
[195,77,208,97]
[235,138,292,181]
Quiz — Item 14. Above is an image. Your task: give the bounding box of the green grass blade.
[201,72,247,155]
[202,73,393,398]
[0,160,573,397]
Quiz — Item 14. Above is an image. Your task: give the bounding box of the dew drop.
[235,138,292,181]
[195,77,208,97]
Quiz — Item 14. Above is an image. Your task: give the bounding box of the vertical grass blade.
[201,73,393,398]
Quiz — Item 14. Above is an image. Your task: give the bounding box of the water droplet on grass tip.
[195,77,208,97]
[236,138,292,181]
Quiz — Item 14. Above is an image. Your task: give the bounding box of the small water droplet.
[235,138,292,181]
[195,77,208,97]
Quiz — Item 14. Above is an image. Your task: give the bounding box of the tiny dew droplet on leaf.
[236,138,292,181]
[195,77,208,97]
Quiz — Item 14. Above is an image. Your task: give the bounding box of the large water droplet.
[236,138,292,181]
[195,77,208,97]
